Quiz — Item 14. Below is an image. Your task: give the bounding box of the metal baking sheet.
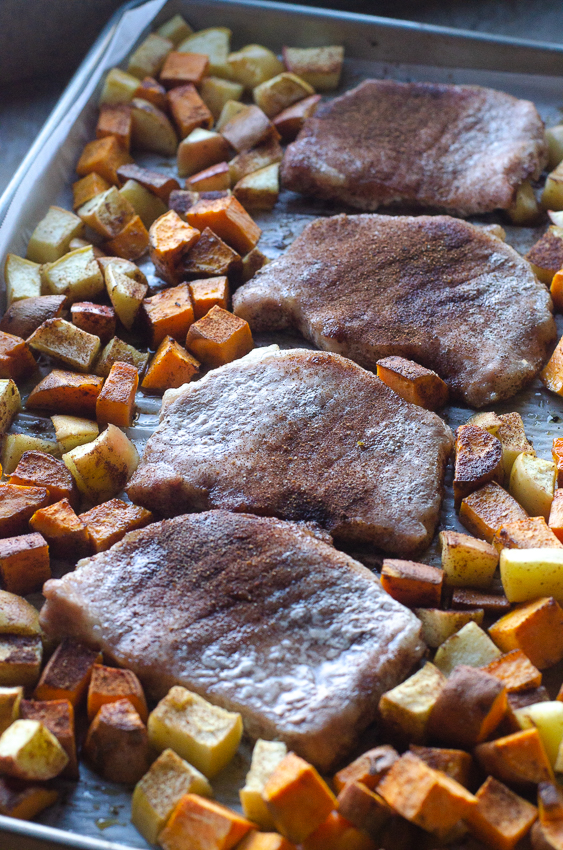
[2,0,563,847]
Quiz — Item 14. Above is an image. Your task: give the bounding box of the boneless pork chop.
[233,215,555,408]
[127,346,453,556]
[281,79,547,215]
[40,510,425,770]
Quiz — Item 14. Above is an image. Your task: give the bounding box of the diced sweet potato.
[105,214,149,260]
[169,188,201,218]
[26,369,103,417]
[453,424,504,507]
[240,832,297,850]
[186,305,253,367]
[554,441,563,488]
[379,662,445,745]
[0,635,42,687]
[168,83,213,138]
[508,687,550,711]
[489,597,563,669]
[20,698,78,779]
[71,301,116,344]
[149,210,201,284]
[0,591,41,637]
[466,776,537,850]
[550,489,563,543]
[335,782,391,841]
[427,665,507,748]
[134,75,170,110]
[142,282,195,347]
[30,498,89,559]
[0,532,50,595]
[187,162,231,192]
[0,331,36,381]
[0,483,50,537]
[188,276,229,319]
[496,412,534,476]
[96,361,138,428]
[333,745,399,794]
[408,745,474,788]
[186,195,261,255]
[161,52,209,87]
[272,93,322,141]
[493,517,563,553]
[451,588,511,615]
[221,104,276,152]
[460,482,528,542]
[283,45,344,90]
[117,163,180,202]
[377,751,476,838]
[72,172,112,210]
[80,498,152,553]
[375,356,449,411]
[96,103,133,150]
[85,698,150,784]
[141,336,200,392]
[181,228,242,280]
[483,650,542,693]
[87,663,148,723]
[34,639,101,706]
[526,226,563,284]
[76,136,133,185]
[0,775,57,820]
[159,794,254,850]
[475,728,553,787]
[263,752,337,843]
[380,558,443,608]
[10,450,78,506]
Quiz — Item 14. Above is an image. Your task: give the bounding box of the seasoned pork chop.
[127,346,453,556]
[40,511,425,770]
[281,79,547,215]
[233,215,555,408]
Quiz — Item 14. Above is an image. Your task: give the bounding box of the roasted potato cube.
[142,336,199,392]
[0,687,22,735]
[26,206,84,264]
[375,356,448,411]
[483,650,542,693]
[541,335,563,397]
[132,748,211,844]
[27,318,101,373]
[187,162,231,193]
[453,424,504,507]
[179,27,232,78]
[35,639,100,705]
[408,745,473,787]
[514,702,563,766]
[0,483,50,537]
[76,136,133,186]
[467,776,537,850]
[148,685,243,778]
[414,607,484,648]
[41,244,105,303]
[510,452,556,519]
[460,482,528,542]
[333,745,398,795]
[379,662,446,744]
[543,162,563,211]
[105,264,148,329]
[283,46,344,91]
[104,214,149,261]
[80,499,152,554]
[253,72,314,118]
[85,698,150,784]
[189,276,229,319]
[186,195,261,254]
[119,178,168,229]
[434,620,501,675]
[158,15,193,46]
[0,380,20,436]
[216,99,247,131]
[142,282,195,347]
[507,179,540,225]
[71,302,116,344]
[547,125,563,169]
[149,210,201,284]
[96,361,138,428]
[63,423,139,504]
[0,294,66,340]
[553,440,563,487]
[0,635,42,687]
[228,136,283,185]
[475,728,553,787]
[526,225,563,285]
[228,44,284,90]
[1,434,58,476]
[240,739,288,828]
[168,84,213,139]
[77,186,135,238]
[493,516,563,553]
[186,305,253,367]
[130,97,178,157]
[87,663,147,722]
[0,332,36,381]
[380,558,443,608]
[500,548,563,606]
[160,793,253,850]
[240,832,297,850]
[20,698,78,779]
[496,412,534,476]
[96,103,132,150]
[72,172,112,212]
[128,33,173,79]
[51,414,99,453]
[508,687,550,712]
[182,228,242,280]
[3,254,42,305]
[272,93,321,141]
[467,410,503,435]
[200,76,244,120]
[550,488,563,543]
[234,163,279,210]
[95,337,149,378]
[0,719,68,781]
[428,665,507,747]
[0,532,50,595]
[160,51,209,88]
[168,188,202,218]
[0,591,40,636]
[100,67,144,104]
[335,783,391,840]
[439,529,498,588]
[490,596,563,668]
[221,104,276,152]
[452,588,511,614]
[30,498,89,559]
[117,163,180,202]
[551,268,563,313]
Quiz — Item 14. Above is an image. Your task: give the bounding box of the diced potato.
[159,794,253,850]
[234,163,279,210]
[20,698,78,779]
[148,685,243,778]
[157,15,193,46]
[200,77,244,120]
[242,832,298,850]
[380,558,443,608]
[71,301,116,344]
[186,195,261,254]
[95,337,149,378]
[26,206,84,264]
[510,452,556,519]
[132,748,211,844]
[51,414,99,453]
[1,434,58,475]
[483,650,542,693]
[85,698,151,784]
[466,775,537,850]
[0,687,22,735]
[216,99,247,131]
[160,51,209,88]
[514,701,563,766]
[439,529,498,588]
[433,621,501,675]
[119,179,168,229]
[182,228,242,280]
[0,719,68,781]
[128,33,173,79]
[186,305,253,367]
[0,532,50,595]
[27,318,101,373]
[283,46,344,91]
[0,591,41,636]
[550,489,563,543]
[272,93,321,142]
[168,84,213,139]
[34,639,101,706]
[414,607,484,648]
[9,446,76,509]
[87,663,147,722]
[187,162,231,192]
[460,482,528,543]
[3,254,42,305]
[149,210,201,284]
[76,136,133,186]
[0,379,21,435]
[221,104,275,153]
[253,72,314,118]
[507,180,540,224]
[99,67,141,104]
[117,163,180,201]
[536,782,563,848]
[547,125,563,169]
[179,28,232,78]
[467,410,503,436]
[333,745,398,794]
[496,412,535,476]
[335,783,392,841]
[41,245,105,303]
[177,127,231,178]
[541,334,563,397]
[553,440,563,487]
[30,498,89,559]
[240,739,288,828]
[229,137,283,186]
[0,483,50,537]
[493,516,563,552]
[80,498,152,554]
[453,424,504,507]
[0,332,36,381]
[168,189,201,218]
[428,665,507,748]
[104,215,149,261]
[526,225,563,285]
[379,662,446,744]
[474,727,553,787]
[131,97,178,156]
[490,596,563,669]
[105,264,148,329]
[228,44,284,90]
[408,745,473,788]
[543,162,563,211]
[499,548,563,604]
[0,635,42,687]
[451,588,511,616]
[63,423,139,504]
[141,337,200,392]
[78,186,135,238]
[96,103,132,150]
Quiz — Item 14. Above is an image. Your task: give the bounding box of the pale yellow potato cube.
[510,452,556,519]
[131,98,178,157]
[228,44,284,90]
[467,411,502,436]
[379,662,446,744]
[439,530,499,589]
[148,685,243,778]
[42,245,105,303]
[433,621,501,676]
[253,72,314,118]
[216,99,247,131]
[234,163,280,211]
[63,424,139,504]
[0,719,68,781]
[27,206,84,264]
[179,28,232,78]
[119,180,167,230]
[132,748,211,844]
[1,434,59,475]
[177,127,230,178]
[3,255,42,305]
[0,380,21,436]
[51,414,99,454]
[127,33,173,79]
[0,635,42,687]
[157,14,193,46]
[0,591,41,636]
[499,547,563,604]
[105,264,148,330]
[547,125,563,170]
[94,337,149,378]
[282,45,344,91]
[507,180,539,224]
[496,412,534,477]
[549,210,563,227]
[543,161,563,211]
[515,701,563,766]
[27,318,101,373]
[0,687,22,735]
[77,187,135,239]
[200,77,244,120]
[414,608,484,649]
[240,739,287,829]
[99,68,140,105]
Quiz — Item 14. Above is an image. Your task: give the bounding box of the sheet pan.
[2,0,563,846]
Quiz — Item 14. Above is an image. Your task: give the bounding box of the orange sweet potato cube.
[117,163,180,202]
[0,532,50,595]
[186,306,253,368]
[186,196,261,255]
[134,76,168,111]
[76,136,133,185]
[142,282,195,347]
[79,498,153,553]
[376,356,449,411]
[466,776,537,850]
[542,335,563,396]
[85,698,151,784]
[549,488,563,543]
[408,746,474,788]
[482,649,542,693]
[34,639,101,706]
[10,450,78,506]
[272,94,322,142]
[493,516,563,551]
[167,84,213,139]
[0,331,36,381]
[238,832,296,850]
[0,775,58,819]
[72,173,112,210]
[149,210,200,283]
[71,302,116,344]
[181,228,242,281]
[377,751,476,838]
[87,663,148,722]
[141,336,200,392]
[96,104,133,150]
[26,369,104,417]
[459,482,528,542]
[552,268,563,312]
[159,793,254,850]
[0,483,50,537]
[333,746,399,794]
[20,698,78,779]
[335,782,392,840]
[160,52,209,88]
[489,597,563,669]
[104,214,149,260]
[96,361,138,428]
[263,752,337,844]
[29,498,89,559]
[380,559,443,608]
[303,811,377,850]
[553,439,563,488]
[474,728,553,787]
[186,162,231,192]
[427,665,507,748]
[188,276,229,319]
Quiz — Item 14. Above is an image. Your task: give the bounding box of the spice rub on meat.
[281,79,547,215]
[126,346,453,557]
[39,510,425,771]
[232,215,556,408]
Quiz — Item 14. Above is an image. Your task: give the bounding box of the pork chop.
[281,79,547,215]
[39,510,425,771]
[127,346,453,556]
[232,215,555,408]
